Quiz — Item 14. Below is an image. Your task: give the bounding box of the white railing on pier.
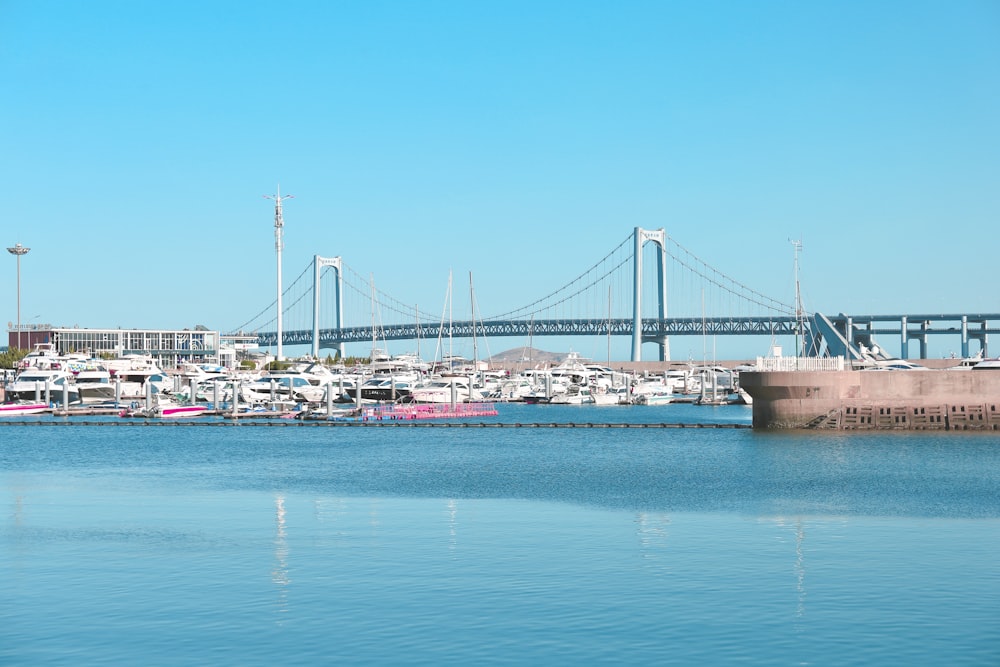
[755,356,845,372]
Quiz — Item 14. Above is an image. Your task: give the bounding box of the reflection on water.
[1,423,999,666]
[271,494,290,621]
[795,519,806,619]
[447,498,458,553]
[635,512,670,573]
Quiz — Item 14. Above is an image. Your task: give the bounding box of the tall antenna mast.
[790,238,804,357]
[265,186,293,361]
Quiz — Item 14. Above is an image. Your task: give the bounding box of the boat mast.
[791,238,804,357]
[528,316,534,367]
[414,304,420,359]
[370,273,377,361]
[607,286,612,366]
[469,271,478,369]
[448,270,453,364]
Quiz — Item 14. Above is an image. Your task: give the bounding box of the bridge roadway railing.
[250,311,1000,359]
[254,316,801,349]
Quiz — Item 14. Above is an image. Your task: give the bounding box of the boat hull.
[159,405,208,418]
[0,402,49,416]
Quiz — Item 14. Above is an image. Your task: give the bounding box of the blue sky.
[2,1,997,360]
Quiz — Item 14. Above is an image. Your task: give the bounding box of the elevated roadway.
[251,312,1000,359]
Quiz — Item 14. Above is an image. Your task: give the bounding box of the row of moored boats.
[0,346,752,418]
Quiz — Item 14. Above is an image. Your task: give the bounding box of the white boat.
[548,352,601,387]
[633,391,674,406]
[0,402,50,416]
[340,375,424,403]
[591,385,630,406]
[6,368,80,405]
[105,355,173,399]
[74,367,116,403]
[629,377,675,405]
[409,376,484,403]
[521,375,572,404]
[16,343,69,370]
[120,396,208,418]
[549,384,596,405]
[246,374,327,403]
[489,376,541,402]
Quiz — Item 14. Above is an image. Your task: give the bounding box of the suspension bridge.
[230,227,999,362]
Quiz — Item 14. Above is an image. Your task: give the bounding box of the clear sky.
[2,1,998,360]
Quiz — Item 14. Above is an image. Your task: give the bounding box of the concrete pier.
[740,369,1000,430]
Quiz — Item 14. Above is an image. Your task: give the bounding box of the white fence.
[754,356,845,372]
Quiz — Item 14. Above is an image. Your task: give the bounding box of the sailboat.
[694,288,733,406]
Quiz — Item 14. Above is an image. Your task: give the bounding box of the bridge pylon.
[312,255,344,359]
[631,227,670,362]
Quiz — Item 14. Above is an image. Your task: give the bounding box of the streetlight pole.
[264,188,293,361]
[6,243,30,351]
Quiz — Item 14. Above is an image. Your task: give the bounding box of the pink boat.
[0,402,50,416]
[158,404,209,418]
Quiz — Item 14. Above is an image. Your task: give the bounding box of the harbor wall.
[740,370,1000,430]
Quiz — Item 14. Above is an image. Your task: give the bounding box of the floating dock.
[331,402,499,421]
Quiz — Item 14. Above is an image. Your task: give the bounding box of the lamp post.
[6,243,29,350]
[264,189,293,361]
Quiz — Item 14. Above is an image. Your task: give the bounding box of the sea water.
[2,404,998,665]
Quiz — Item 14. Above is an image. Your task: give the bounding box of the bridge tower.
[631,227,670,362]
[312,255,344,360]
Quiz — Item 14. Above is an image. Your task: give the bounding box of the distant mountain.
[488,347,565,363]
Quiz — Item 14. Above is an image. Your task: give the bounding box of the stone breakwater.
[740,369,1000,430]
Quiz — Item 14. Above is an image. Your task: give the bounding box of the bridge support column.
[901,316,908,359]
[961,316,969,358]
[312,256,344,360]
[631,227,670,362]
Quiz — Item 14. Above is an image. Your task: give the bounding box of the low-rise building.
[7,325,223,369]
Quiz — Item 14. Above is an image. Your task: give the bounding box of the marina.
[1,342,760,424]
[5,342,1000,430]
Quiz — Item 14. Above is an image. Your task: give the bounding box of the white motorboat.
[112,368,174,400]
[592,385,630,406]
[74,367,116,403]
[0,401,50,416]
[629,377,675,405]
[633,391,674,406]
[340,375,424,403]
[6,368,80,405]
[548,384,596,405]
[105,355,173,399]
[247,374,327,403]
[408,376,483,403]
[120,396,208,418]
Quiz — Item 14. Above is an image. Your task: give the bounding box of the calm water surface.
[2,404,998,665]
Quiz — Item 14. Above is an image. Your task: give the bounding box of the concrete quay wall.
[739,369,1000,430]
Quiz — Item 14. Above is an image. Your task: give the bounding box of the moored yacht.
[408,376,484,403]
[74,366,116,403]
[6,367,80,405]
